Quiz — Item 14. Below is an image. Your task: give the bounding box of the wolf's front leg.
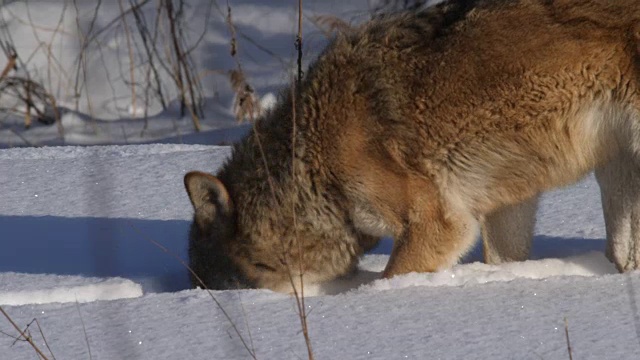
[596,155,640,272]
[481,196,538,265]
[382,198,479,278]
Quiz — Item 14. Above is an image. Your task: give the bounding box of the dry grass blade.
[208,0,285,65]
[74,300,92,360]
[5,318,57,360]
[237,292,256,355]
[7,127,39,147]
[226,2,238,57]
[0,5,64,135]
[230,69,261,123]
[372,0,429,14]
[290,1,314,359]
[164,0,186,117]
[0,50,17,80]
[118,0,138,117]
[289,86,314,360]
[224,1,275,204]
[310,15,353,37]
[33,318,56,360]
[126,222,257,359]
[296,0,303,91]
[71,0,100,123]
[0,77,59,128]
[164,0,202,131]
[0,43,58,130]
[0,306,50,360]
[564,317,573,360]
[225,3,261,123]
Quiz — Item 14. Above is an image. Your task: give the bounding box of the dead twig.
[290,1,314,359]
[118,0,138,117]
[309,14,353,37]
[0,306,50,360]
[371,0,429,15]
[225,3,261,123]
[0,76,58,127]
[564,317,573,360]
[0,43,58,130]
[164,0,202,131]
[33,318,56,360]
[74,300,93,360]
[127,223,257,359]
[131,0,166,135]
[0,48,16,79]
[296,1,303,92]
[229,69,260,123]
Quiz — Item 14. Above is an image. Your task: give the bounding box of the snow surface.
[1,0,640,359]
[2,144,640,359]
[0,273,142,306]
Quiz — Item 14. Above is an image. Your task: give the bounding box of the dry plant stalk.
[72,0,99,125]
[127,223,257,359]
[32,318,56,360]
[0,51,17,80]
[0,77,58,128]
[4,0,212,136]
[312,15,353,37]
[74,301,93,360]
[290,0,314,359]
[24,80,32,128]
[163,0,202,131]
[225,4,261,123]
[118,0,138,117]
[223,2,312,357]
[131,0,167,135]
[0,42,59,130]
[564,317,573,360]
[21,0,67,137]
[0,306,50,360]
[229,69,261,123]
[372,0,429,14]
[289,85,314,360]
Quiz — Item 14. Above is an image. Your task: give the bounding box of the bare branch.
[0,306,50,360]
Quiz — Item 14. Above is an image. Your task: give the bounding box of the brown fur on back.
[185,0,640,291]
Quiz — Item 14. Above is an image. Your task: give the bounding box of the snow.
[1,0,640,359]
[2,144,640,359]
[0,0,372,148]
[0,273,142,306]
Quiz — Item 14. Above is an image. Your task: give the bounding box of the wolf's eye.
[253,263,276,272]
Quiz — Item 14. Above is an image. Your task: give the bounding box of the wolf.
[184,0,640,292]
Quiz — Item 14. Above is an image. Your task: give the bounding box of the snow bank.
[1,144,639,359]
[0,273,142,306]
[358,252,617,292]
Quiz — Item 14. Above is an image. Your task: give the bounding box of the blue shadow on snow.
[0,215,191,293]
[1,215,608,293]
[368,235,606,263]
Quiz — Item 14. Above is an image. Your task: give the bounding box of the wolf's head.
[184,171,364,292]
[185,171,288,291]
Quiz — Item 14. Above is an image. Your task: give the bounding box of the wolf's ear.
[184,171,233,227]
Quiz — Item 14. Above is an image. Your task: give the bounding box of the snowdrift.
[1,145,639,359]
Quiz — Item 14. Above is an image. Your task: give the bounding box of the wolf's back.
[540,0,640,28]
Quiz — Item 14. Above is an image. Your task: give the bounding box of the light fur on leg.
[596,155,640,272]
[482,196,539,265]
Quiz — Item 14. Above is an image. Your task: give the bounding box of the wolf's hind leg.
[481,196,538,265]
[596,156,640,272]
